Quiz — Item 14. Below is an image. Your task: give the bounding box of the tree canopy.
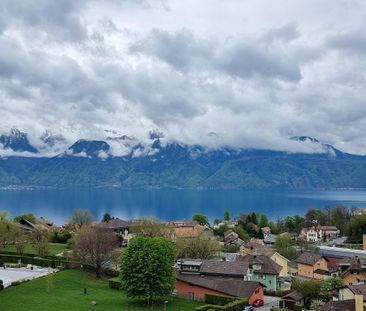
[192,213,209,226]
[120,237,175,304]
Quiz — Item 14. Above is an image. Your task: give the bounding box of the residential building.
[170,220,214,240]
[236,253,282,291]
[176,273,264,303]
[281,291,305,310]
[338,284,366,302]
[338,258,366,285]
[243,246,290,277]
[224,230,245,247]
[300,226,340,242]
[93,218,132,244]
[317,296,366,311]
[296,252,328,279]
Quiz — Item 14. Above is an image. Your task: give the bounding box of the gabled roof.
[176,272,263,298]
[340,258,366,276]
[236,253,281,275]
[317,299,366,311]
[347,284,366,297]
[95,218,131,229]
[282,290,304,302]
[199,260,250,277]
[296,252,327,266]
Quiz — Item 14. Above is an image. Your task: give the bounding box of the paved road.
[255,296,281,311]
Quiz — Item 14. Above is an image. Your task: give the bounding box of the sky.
[1,0,366,155]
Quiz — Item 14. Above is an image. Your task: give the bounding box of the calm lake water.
[0,189,366,224]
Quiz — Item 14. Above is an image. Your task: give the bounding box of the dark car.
[252,299,264,307]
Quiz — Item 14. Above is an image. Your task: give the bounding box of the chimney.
[363,234,366,251]
[355,294,363,311]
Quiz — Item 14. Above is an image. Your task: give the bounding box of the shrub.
[196,299,248,311]
[11,281,21,286]
[205,295,236,305]
[0,280,3,291]
[108,277,122,289]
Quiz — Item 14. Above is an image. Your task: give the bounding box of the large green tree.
[192,213,209,226]
[120,237,175,304]
[274,234,298,260]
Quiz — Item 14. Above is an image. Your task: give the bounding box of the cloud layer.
[1,0,366,154]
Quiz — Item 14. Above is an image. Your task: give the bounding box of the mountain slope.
[0,132,366,189]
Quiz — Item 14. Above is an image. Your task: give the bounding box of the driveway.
[255,296,281,311]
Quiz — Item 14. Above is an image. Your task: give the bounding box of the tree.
[224,210,230,221]
[69,209,93,226]
[305,209,326,226]
[275,235,298,260]
[30,229,50,257]
[120,237,175,304]
[233,226,250,241]
[347,213,366,243]
[0,211,10,222]
[176,236,220,259]
[10,225,28,255]
[131,218,174,239]
[14,213,37,224]
[320,277,344,301]
[192,213,209,226]
[258,214,269,228]
[102,213,112,222]
[291,278,322,304]
[73,226,119,278]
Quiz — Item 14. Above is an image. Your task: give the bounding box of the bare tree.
[176,236,220,259]
[131,218,174,239]
[69,209,93,226]
[30,229,50,257]
[72,226,119,278]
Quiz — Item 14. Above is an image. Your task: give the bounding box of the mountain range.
[1,128,366,189]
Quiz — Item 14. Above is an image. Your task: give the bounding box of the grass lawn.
[0,270,203,311]
[0,243,68,256]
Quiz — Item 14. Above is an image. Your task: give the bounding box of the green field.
[0,243,68,256]
[0,270,202,311]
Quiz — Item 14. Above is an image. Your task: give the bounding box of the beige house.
[242,246,290,277]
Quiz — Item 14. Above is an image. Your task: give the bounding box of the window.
[188,292,195,300]
[269,280,272,284]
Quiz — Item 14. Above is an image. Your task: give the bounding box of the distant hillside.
[1,129,366,189]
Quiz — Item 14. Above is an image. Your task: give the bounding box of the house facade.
[296,252,328,279]
[300,226,340,242]
[236,253,281,291]
[339,258,366,285]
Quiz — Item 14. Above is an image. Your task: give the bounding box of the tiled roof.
[317,299,365,311]
[282,290,304,302]
[94,218,131,229]
[236,253,281,275]
[176,272,262,298]
[199,260,250,277]
[296,252,326,266]
[348,284,366,298]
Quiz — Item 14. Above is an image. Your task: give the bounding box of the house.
[317,296,366,311]
[224,230,245,247]
[288,261,298,276]
[178,259,250,278]
[243,246,290,277]
[213,220,238,230]
[338,258,366,285]
[296,252,329,279]
[261,227,277,245]
[236,253,282,291]
[281,290,305,310]
[176,273,264,303]
[171,221,214,240]
[300,226,340,242]
[93,218,132,244]
[338,284,366,302]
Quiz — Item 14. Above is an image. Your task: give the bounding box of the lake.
[0,189,366,224]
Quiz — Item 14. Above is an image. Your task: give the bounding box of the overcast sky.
[1,0,366,154]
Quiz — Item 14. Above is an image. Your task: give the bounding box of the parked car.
[243,306,254,311]
[252,299,264,307]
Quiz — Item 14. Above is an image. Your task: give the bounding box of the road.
[255,296,281,311]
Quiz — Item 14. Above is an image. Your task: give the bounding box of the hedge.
[108,277,122,289]
[0,280,3,291]
[0,254,76,269]
[196,299,248,311]
[205,295,237,306]
[0,250,67,261]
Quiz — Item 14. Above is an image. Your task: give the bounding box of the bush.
[0,280,4,291]
[0,254,75,269]
[205,295,236,305]
[196,299,248,311]
[11,281,21,286]
[221,244,240,253]
[108,277,122,289]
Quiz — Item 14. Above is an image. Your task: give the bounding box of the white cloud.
[0,0,366,155]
